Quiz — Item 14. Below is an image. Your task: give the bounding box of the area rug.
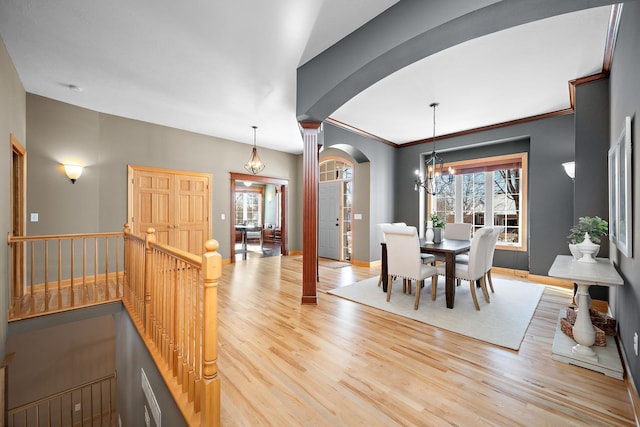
[327,276,544,350]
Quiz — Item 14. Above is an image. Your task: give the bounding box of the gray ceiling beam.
[296,0,628,123]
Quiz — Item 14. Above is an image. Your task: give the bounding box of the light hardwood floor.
[218,255,636,426]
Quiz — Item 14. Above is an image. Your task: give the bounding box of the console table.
[548,255,624,379]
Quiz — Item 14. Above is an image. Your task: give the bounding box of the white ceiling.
[0,1,612,153]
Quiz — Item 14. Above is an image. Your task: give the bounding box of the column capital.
[299,121,323,131]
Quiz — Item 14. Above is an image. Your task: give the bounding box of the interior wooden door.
[129,166,211,254]
[174,174,210,254]
[11,134,26,299]
[133,169,173,245]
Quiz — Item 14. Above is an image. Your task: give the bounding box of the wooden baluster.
[144,228,155,336]
[115,235,120,298]
[196,268,203,397]
[94,237,99,301]
[186,264,194,402]
[182,262,194,396]
[44,240,49,311]
[157,251,165,347]
[177,264,185,388]
[151,251,159,343]
[169,259,177,372]
[57,239,62,309]
[173,260,182,386]
[105,237,110,300]
[29,242,34,314]
[166,257,175,362]
[82,238,87,305]
[160,254,167,353]
[200,239,221,425]
[70,238,75,307]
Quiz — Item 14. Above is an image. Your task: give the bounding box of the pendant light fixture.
[244,125,265,175]
[414,102,454,194]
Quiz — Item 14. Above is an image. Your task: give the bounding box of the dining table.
[380,238,471,309]
[235,224,262,260]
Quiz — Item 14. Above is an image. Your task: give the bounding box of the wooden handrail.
[8,372,116,426]
[7,231,125,320]
[8,231,123,242]
[123,226,221,426]
[7,225,221,425]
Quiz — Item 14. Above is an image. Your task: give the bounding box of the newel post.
[201,239,221,426]
[144,228,156,336]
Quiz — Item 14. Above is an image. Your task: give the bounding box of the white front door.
[318,181,341,260]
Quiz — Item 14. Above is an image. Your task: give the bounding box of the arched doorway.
[319,157,353,262]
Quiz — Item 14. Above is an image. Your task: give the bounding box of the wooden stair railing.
[123,226,221,426]
[7,225,222,426]
[7,231,125,321]
[7,372,116,426]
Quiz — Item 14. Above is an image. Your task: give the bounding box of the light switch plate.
[30,213,38,222]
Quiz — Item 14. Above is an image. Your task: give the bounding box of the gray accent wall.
[396,114,576,276]
[323,123,396,262]
[609,0,640,396]
[574,78,611,301]
[115,310,186,427]
[25,94,302,260]
[7,307,118,410]
[0,36,26,361]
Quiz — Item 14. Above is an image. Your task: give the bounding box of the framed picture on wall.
[608,142,618,242]
[609,116,633,258]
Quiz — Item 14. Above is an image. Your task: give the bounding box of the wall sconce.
[562,161,575,180]
[63,164,84,183]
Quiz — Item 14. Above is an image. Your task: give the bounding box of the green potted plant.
[431,212,445,243]
[567,216,608,260]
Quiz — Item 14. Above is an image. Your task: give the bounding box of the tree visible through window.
[428,153,527,250]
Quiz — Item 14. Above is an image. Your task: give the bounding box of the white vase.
[569,243,600,260]
[424,221,433,243]
[576,232,599,263]
[569,244,582,260]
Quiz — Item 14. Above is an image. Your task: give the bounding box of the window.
[428,153,527,251]
[235,190,262,225]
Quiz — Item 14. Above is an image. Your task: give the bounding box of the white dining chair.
[392,222,435,265]
[483,227,502,293]
[431,222,472,264]
[456,227,502,293]
[382,225,438,310]
[376,223,392,287]
[382,222,419,293]
[437,227,493,310]
[444,222,472,240]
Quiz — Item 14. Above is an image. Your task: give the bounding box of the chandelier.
[414,102,454,194]
[244,125,265,175]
